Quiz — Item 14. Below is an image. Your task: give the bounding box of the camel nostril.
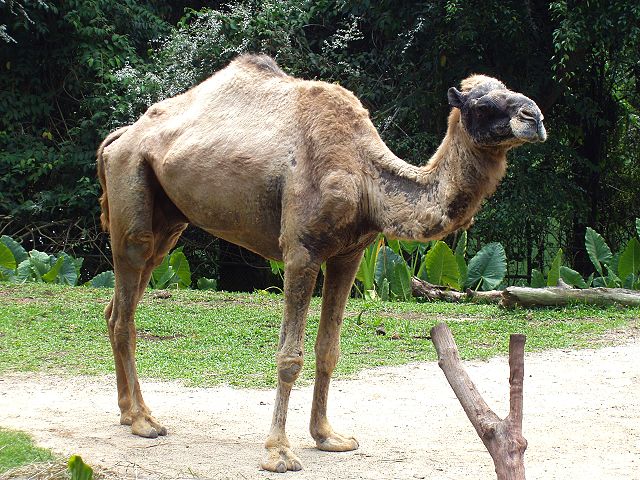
[519,108,537,122]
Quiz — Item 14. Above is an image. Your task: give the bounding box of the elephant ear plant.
[528,219,640,290]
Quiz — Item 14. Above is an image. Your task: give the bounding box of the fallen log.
[411,276,640,308]
[431,323,527,479]
[501,286,640,308]
[410,277,466,302]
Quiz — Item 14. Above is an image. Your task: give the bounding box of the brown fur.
[97,55,544,473]
[97,126,129,232]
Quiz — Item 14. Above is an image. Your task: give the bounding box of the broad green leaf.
[55,254,80,285]
[606,269,621,288]
[585,273,594,287]
[42,256,64,283]
[530,269,545,288]
[618,237,640,281]
[454,230,467,258]
[547,249,563,287]
[386,238,401,255]
[592,276,607,288]
[169,248,191,288]
[197,277,217,290]
[399,240,421,255]
[465,242,506,291]
[169,247,191,288]
[151,255,173,288]
[584,227,612,276]
[375,246,412,301]
[86,270,115,288]
[356,237,383,291]
[378,277,390,301]
[559,266,587,288]
[455,253,468,289]
[423,241,459,290]
[269,260,284,275]
[0,235,27,263]
[609,251,620,276]
[68,454,93,480]
[29,250,53,278]
[0,242,16,271]
[15,259,34,283]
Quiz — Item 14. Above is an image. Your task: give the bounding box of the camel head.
[447,75,547,147]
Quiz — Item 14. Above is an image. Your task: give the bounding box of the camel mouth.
[510,114,547,143]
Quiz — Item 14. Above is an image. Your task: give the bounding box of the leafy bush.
[0,236,214,291]
[149,247,191,289]
[355,233,508,300]
[529,219,640,290]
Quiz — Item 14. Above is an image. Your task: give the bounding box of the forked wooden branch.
[430,323,527,480]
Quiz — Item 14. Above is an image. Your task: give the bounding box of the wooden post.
[430,323,527,479]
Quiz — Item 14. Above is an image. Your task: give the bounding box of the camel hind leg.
[104,153,186,438]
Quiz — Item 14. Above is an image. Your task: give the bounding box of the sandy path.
[1,343,639,479]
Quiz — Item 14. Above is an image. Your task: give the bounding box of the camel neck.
[373,110,508,241]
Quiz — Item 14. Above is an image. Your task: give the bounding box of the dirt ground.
[1,342,639,480]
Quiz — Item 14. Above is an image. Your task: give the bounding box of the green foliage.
[355,236,384,299]
[197,277,218,290]
[421,241,459,290]
[0,241,16,274]
[374,246,412,301]
[6,249,83,285]
[559,266,587,288]
[0,235,28,263]
[530,221,640,290]
[618,238,640,285]
[547,249,563,287]
[150,247,192,289]
[585,227,613,276]
[454,231,468,287]
[68,455,93,480]
[531,269,546,288]
[85,270,115,288]
[465,243,507,291]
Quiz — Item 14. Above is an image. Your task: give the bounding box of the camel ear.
[447,87,467,109]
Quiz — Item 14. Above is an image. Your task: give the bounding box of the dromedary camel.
[97,54,546,473]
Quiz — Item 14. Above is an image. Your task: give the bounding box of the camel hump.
[233,54,287,77]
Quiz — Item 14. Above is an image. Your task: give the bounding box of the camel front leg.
[261,246,320,473]
[310,253,362,451]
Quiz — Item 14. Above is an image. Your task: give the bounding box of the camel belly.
[149,147,286,260]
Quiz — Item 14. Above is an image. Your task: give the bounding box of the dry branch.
[431,323,527,480]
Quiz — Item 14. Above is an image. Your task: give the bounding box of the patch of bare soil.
[1,343,639,480]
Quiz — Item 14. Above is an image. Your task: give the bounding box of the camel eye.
[476,103,494,115]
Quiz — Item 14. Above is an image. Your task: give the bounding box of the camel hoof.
[128,415,167,438]
[316,432,359,452]
[261,446,303,473]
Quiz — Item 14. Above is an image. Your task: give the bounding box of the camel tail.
[97,126,129,232]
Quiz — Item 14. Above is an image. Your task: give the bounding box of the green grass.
[0,283,638,388]
[0,428,54,473]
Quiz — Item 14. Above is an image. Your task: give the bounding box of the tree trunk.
[431,323,527,480]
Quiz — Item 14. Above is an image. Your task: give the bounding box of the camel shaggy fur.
[97,54,546,473]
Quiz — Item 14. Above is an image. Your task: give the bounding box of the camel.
[96,54,546,473]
